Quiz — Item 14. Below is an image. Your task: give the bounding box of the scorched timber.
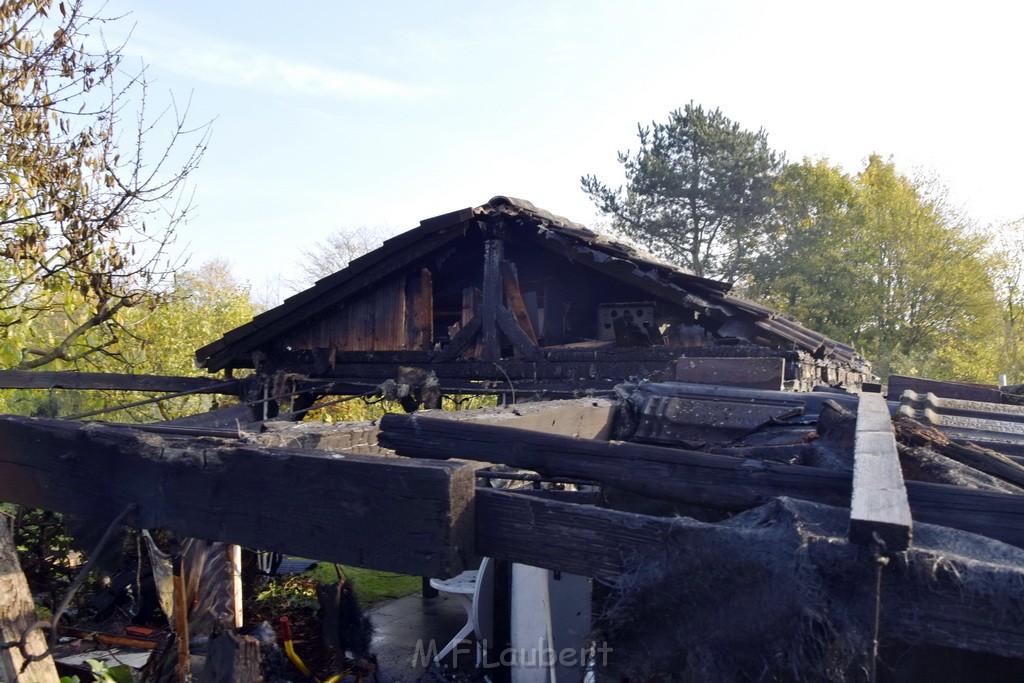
[0,415,475,578]
[0,369,240,394]
[849,392,912,551]
[378,413,1024,549]
[476,490,1024,660]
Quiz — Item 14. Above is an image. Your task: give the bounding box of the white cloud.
[162,44,416,100]
[119,19,417,101]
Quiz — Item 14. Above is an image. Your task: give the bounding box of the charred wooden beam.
[380,413,851,509]
[894,414,1024,489]
[496,306,542,361]
[849,392,912,551]
[476,490,1024,660]
[98,422,245,439]
[438,316,481,362]
[476,488,672,582]
[378,413,1024,549]
[327,359,674,382]
[462,286,480,327]
[308,346,683,366]
[302,377,621,399]
[481,239,504,362]
[674,357,785,391]
[0,416,475,578]
[252,398,617,453]
[500,260,538,345]
[0,370,240,395]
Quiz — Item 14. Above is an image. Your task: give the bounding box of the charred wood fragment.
[379,413,1024,549]
[894,415,1024,489]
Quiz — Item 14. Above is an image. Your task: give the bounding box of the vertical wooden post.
[482,239,504,362]
[542,284,566,345]
[172,555,192,683]
[0,519,58,682]
[228,544,243,629]
[406,267,434,350]
[491,559,512,683]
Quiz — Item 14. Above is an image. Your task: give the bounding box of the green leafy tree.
[0,260,258,419]
[747,159,863,336]
[78,260,258,421]
[748,155,1001,381]
[988,223,1024,383]
[581,103,782,281]
[0,0,207,370]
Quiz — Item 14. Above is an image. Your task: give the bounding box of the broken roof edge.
[482,196,732,295]
[194,195,863,372]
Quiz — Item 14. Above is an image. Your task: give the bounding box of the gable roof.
[195,196,864,372]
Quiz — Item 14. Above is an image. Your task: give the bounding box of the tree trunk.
[0,520,59,682]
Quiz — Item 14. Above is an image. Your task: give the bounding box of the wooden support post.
[0,416,477,578]
[850,392,912,551]
[228,544,243,629]
[0,520,59,682]
[405,267,433,350]
[172,555,192,683]
[481,239,504,362]
[462,286,483,359]
[490,558,513,683]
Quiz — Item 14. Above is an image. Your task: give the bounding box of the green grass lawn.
[302,563,422,609]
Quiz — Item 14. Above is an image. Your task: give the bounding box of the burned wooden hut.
[31,197,1024,682]
[194,196,872,414]
[6,378,1024,681]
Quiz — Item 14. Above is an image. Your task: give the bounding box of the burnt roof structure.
[196,196,871,405]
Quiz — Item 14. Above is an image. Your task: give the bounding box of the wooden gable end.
[281,268,433,353]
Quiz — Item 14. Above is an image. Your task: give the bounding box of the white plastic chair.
[429,557,494,667]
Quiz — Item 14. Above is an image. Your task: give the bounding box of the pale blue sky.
[104,1,1024,297]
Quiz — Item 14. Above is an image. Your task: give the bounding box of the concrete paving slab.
[368,592,479,682]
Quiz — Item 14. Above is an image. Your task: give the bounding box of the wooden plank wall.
[285,277,409,352]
